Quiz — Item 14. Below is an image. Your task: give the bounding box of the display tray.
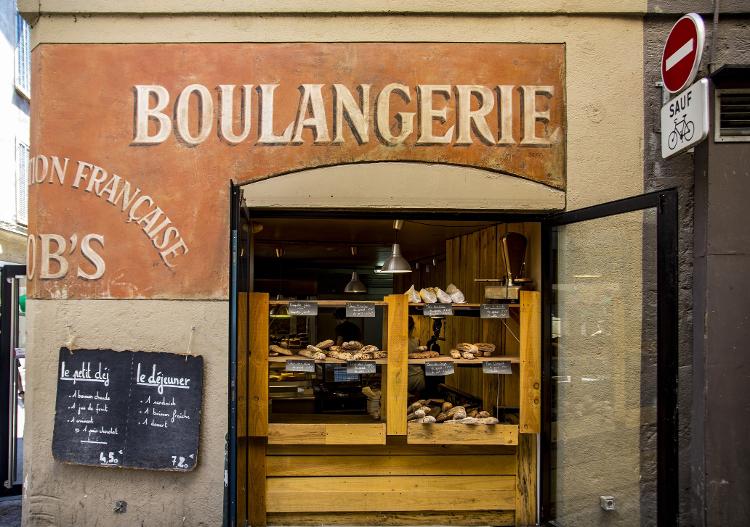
[268,421,386,445]
[406,356,520,365]
[406,422,518,446]
[269,356,388,365]
[408,303,520,309]
[269,299,388,307]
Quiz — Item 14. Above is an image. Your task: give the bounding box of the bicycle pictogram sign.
[667,115,695,150]
[660,78,708,159]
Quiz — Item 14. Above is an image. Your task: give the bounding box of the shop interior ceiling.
[249,218,493,268]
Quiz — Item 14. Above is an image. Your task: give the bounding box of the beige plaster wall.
[0,230,26,264]
[17,6,647,526]
[20,14,645,210]
[19,0,646,15]
[243,163,566,211]
[23,299,227,527]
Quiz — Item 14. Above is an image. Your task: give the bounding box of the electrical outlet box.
[600,496,616,511]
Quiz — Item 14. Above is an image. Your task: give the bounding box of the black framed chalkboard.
[52,348,203,471]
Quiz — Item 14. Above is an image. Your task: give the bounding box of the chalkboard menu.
[483,360,513,375]
[288,301,318,316]
[346,360,377,374]
[480,303,510,319]
[346,302,376,318]
[52,348,203,472]
[425,360,455,377]
[423,303,453,317]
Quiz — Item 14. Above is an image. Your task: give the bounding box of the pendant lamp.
[344,271,367,293]
[380,220,412,274]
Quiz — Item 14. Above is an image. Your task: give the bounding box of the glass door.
[541,191,678,526]
[0,264,26,497]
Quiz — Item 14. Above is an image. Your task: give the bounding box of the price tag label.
[482,360,513,375]
[423,303,453,317]
[346,302,376,318]
[285,359,316,373]
[425,360,455,376]
[346,360,377,374]
[288,301,318,316]
[480,304,510,319]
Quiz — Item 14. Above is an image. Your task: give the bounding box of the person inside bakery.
[334,308,363,345]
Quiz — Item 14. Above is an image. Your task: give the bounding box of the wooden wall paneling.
[266,454,517,477]
[266,444,517,456]
[249,437,267,527]
[515,433,537,527]
[249,292,269,436]
[266,475,516,513]
[267,423,386,445]
[386,294,409,435]
[267,511,515,526]
[503,364,521,411]
[519,291,541,434]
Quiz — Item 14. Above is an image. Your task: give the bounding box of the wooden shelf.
[269,299,388,307]
[269,356,388,365]
[407,356,520,365]
[408,303,520,309]
[408,302,520,318]
[407,422,518,445]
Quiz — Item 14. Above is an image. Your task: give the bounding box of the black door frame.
[540,189,679,526]
[225,188,679,526]
[226,183,242,527]
[0,264,26,498]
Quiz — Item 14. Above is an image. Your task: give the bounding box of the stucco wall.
[17,6,647,526]
[18,12,645,211]
[643,10,750,527]
[24,299,227,526]
[0,229,26,264]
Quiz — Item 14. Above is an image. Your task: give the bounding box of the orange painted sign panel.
[28,43,565,299]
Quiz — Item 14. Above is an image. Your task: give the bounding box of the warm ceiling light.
[274,247,284,258]
[380,220,412,274]
[380,243,412,273]
[344,272,367,293]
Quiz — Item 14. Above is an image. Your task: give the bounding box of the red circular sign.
[661,13,705,93]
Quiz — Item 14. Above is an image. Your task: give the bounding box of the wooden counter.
[240,291,541,527]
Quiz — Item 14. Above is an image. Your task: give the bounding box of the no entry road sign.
[661,13,705,93]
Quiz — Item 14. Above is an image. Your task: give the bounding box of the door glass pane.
[14,276,26,485]
[550,208,657,526]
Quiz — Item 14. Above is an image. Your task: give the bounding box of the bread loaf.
[435,287,452,303]
[419,288,437,303]
[457,343,479,354]
[406,285,421,303]
[269,345,293,356]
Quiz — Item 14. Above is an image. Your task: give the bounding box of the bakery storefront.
[23,13,677,527]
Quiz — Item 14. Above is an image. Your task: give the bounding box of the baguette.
[269,345,293,356]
